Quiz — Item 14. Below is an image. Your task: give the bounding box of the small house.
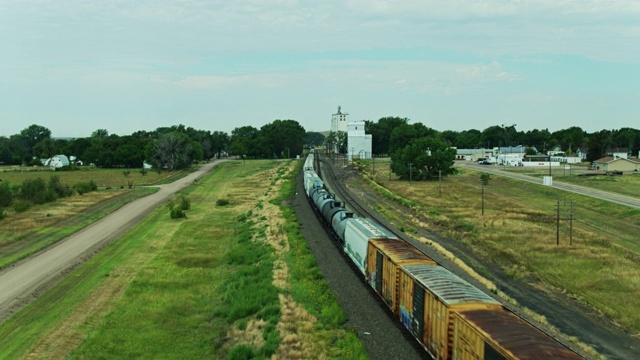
[592,157,639,172]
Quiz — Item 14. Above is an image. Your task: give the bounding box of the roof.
[349,217,397,240]
[369,238,436,265]
[456,309,583,360]
[402,264,499,306]
[594,157,639,164]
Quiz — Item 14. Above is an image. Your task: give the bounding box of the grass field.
[356,158,640,336]
[0,160,366,359]
[0,165,191,188]
[0,187,157,269]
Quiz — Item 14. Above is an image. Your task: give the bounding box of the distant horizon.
[2,2,638,138]
[6,121,637,140]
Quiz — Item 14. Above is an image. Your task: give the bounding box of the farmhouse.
[592,157,639,172]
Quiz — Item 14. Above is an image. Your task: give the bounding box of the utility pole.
[555,199,575,245]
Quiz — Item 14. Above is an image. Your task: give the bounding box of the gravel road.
[0,160,223,323]
[461,162,640,209]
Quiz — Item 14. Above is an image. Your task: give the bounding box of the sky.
[1,1,639,138]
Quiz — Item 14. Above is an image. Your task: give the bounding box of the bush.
[170,207,186,219]
[73,180,97,195]
[13,199,32,212]
[48,175,73,198]
[178,195,191,210]
[0,209,6,220]
[19,178,52,204]
[216,198,230,206]
[0,181,12,207]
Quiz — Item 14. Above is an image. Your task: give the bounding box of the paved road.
[460,163,640,209]
[0,160,223,323]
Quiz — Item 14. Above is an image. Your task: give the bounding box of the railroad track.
[314,151,589,359]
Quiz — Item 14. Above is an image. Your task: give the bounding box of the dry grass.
[225,160,325,359]
[0,190,126,248]
[358,158,640,351]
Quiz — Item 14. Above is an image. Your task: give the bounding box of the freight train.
[303,152,583,360]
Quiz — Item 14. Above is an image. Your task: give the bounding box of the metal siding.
[344,219,372,275]
[399,270,415,334]
[376,251,383,293]
[413,282,425,342]
[402,264,500,307]
[368,238,436,315]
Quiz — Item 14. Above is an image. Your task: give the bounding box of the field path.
[0,160,225,323]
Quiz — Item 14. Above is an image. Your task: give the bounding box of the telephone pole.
[555,199,575,245]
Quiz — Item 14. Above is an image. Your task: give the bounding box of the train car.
[452,308,584,360]
[321,199,342,221]
[313,191,334,213]
[303,153,315,171]
[398,264,501,360]
[366,238,437,315]
[343,217,398,275]
[330,211,352,245]
[304,173,323,197]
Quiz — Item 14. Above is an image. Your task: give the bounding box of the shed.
[593,157,639,172]
[48,155,70,169]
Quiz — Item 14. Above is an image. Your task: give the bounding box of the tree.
[146,132,193,171]
[305,132,325,148]
[323,130,347,155]
[525,147,537,156]
[389,123,438,155]
[229,126,259,158]
[390,136,457,180]
[587,130,613,162]
[257,119,306,158]
[91,129,109,139]
[551,126,586,152]
[20,124,52,148]
[366,116,409,155]
[210,131,230,159]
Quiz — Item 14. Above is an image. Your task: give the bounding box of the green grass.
[0,188,158,270]
[0,159,368,359]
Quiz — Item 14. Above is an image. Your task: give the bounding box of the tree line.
[2,118,637,178]
[366,117,640,163]
[0,120,309,170]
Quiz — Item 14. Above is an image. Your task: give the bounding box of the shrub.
[48,175,73,198]
[178,195,191,210]
[0,181,12,207]
[73,180,97,195]
[216,198,230,206]
[170,207,186,219]
[13,199,32,212]
[0,209,6,220]
[19,178,51,204]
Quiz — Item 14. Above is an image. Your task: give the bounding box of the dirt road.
[0,160,223,323]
